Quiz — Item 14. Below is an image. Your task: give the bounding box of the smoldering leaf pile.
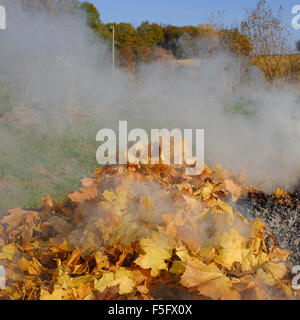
[0,162,298,300]
[0,2,299,301]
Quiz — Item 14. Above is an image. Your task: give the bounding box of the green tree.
[162,25,213,59]
[182,25,206,38]
[136,21,164,47]
[81,2,102,31]
[105,22,136,48]
[162,25,184,56]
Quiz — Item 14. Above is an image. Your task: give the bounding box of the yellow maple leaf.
[1,209,39,228]
[169,261,186,274]
[175,246,189,263]
[169,246,190,275]
[196,181,221,201]
[94,272,114,292]
[241,249,269,272]
[198,165,214,179]
[181,258,223,285]
[94,267,136,295]
[263,262,287,280]
[181,258,240,300]
[113,269,136,295]
[135,233,173,277]
[0,243,18,261]
[103,190,129,210]
[102,190,117,203]
[214,199,234,219]
[76,283,94,300]
[214,229,247,270]
[197,276,241,300]
[40,286,71,300]
[58,274,96,289]
[68,179,98,203]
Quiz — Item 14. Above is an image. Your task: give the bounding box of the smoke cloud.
[0,0,300,214]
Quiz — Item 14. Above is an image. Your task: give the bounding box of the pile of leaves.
[0,161,299,300]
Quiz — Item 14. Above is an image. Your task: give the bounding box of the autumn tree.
[102,23,137,68]
[105,23,136,49]
[241,0,290,80]
[162,25,218,59]
[176,25,212,58]
[218,28,252,56]
[136,21,164,47]
[81,2,102,31]
[118,45,136,70]
[162,25,184,57]
[136,45,153,63]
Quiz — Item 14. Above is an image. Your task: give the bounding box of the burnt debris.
[236,190,300,266]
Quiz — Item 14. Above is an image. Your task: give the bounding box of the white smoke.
[0,0,299,202]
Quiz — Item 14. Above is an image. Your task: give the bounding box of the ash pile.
[236,190,300,266]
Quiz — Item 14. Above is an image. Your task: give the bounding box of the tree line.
[9,0,300,80]
[20,0,253,69]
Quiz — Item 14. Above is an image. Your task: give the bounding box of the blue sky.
[91,0,300,48]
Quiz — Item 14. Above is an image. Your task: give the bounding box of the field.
[253,53,300,81]
[0,106,99,212]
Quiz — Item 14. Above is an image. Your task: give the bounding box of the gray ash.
[235,190,300,267]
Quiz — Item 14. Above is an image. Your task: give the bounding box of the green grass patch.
[0,121,99,211]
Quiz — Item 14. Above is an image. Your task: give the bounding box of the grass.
[0,120,99,212]
[253,53,300,81]
[0,93,258,213]
[0,83,14,118]
[225,95,255,117]
[0,60,274,214]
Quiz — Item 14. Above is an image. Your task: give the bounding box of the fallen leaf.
[0,243,18,261]
[135,233,173,277]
